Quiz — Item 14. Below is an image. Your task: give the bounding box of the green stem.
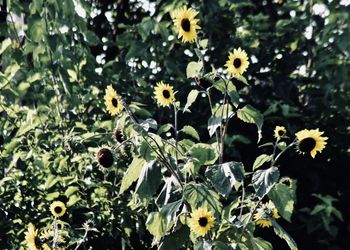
[173,104,179,167]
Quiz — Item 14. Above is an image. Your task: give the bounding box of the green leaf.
[195,240,212,250]
[183,89,199,113]
[119,157,146,194]
[65,186,79,197]
[0,38,11,55]
[135,160,162,200]
[159,199,182,225]
[157,123,173,135]
[200,39,208,49]
[271,220,298,250]
[28,18,46,43]
[208,116,221,137]
[268,180,297,222]
[180,125,200,141]
[184,183,222,216]
[158,226,190,250]
[233,75,248,85]
[190,143,218,166]
[146,212,166,241]
[205,161,245,197]
[253,154,272,171]
[186,61,203,78]
[67,194,81,207]
[252,167,280,199]
[237,105,264,142]
[253,237,273,250]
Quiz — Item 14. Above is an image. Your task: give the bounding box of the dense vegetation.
[0,0,349,249]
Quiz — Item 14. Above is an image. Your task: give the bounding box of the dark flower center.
[298,137,316,153]
[181,18,191,32]
[233,58,242,68]
[198,217,208,227]
[54,206,62,214]
[162,90,170,99]
[112,98,118,107]
[278,130,285,136]
[97,148,114,168]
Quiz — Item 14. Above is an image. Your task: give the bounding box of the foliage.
[0,0,349,249]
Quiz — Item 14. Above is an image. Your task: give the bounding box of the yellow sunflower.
[254,201,280,228]
[154,81,175,107]
[295,128,328,158]
[274,126,287,139]
[104,85,124,116]
[172,7,201,43]
[188,207,215,237]
[50,201,67,218]
[25,224,41,250]
[225,47,250,77]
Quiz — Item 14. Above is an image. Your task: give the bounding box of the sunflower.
[172,7,201,43]
[50,201,67,218]
[154,81,176,107]
[188,207,215,237]
[274,126,287,139]
[254,201,280,228]
[25,224,41,250]
[104,85,123,116]
[97,147,114,168]
[225,47,250,77]
[295,128,328,158]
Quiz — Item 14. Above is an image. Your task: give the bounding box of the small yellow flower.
[153,81,176,107]
[50,201,67,218]
[225,47,250,77]
[104,85,124,116]
[172,7,201,43]
[25,224,41,250]
[254,201,280,228]
[295,128,328,158]
[274,126,287,139]
[188,207,215,237]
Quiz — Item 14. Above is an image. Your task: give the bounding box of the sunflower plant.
[88,6,328,249]
[0,1,337,249]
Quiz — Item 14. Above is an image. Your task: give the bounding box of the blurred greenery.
[0,0,349,249]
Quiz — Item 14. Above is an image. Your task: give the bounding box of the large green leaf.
[180,125,200,141]
[159,199,182,225]
[237,105,264,142]
[205,161,245,197]
[253,154,272,171]
[158,225,190,250]
[184,183,222,216]
[271,220,298,250]
[186,61,203,78]
[268,180,297,222]
[146,212,167,241]
[135,160,162,200]
[119,157,146,194]
[190,143,218,166]
[252,167,280,199]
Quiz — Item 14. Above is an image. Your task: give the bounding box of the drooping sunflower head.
[50,201,67,218]
[97,147,114,168]
[154,81,176,107]
[172,7,201,43]
[25,224,41,250]
[274,126,287,139]
[225,47,250,77]
[104,85,124,116]
[295,128,328,158]
[188,207,215,237]
[254,200,280,228]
